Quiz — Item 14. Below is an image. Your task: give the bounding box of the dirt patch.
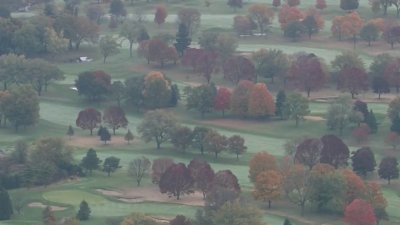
[303,116,325,121]
[28,202,67,211]
[97,186,204,206]
[66,136,140,148]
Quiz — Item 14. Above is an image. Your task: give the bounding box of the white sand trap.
[304,116,325,121]
[28,202,67,211]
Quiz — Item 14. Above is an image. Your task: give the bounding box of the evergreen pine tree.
[391,116,400,134]
[366,109,378,133]
[283,218,292,225]
[100,127,111,144]
[174,23,191,56]
[81,149,101,175]
[97,126,105,137]
[137,27,150,43]
[0,188,13,220]
[67,125,74,140]
[76,200,91,221]
[275,90,286,120]
[124,129,134,144]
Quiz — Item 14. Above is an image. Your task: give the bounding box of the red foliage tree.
[320,134,349,168]
[289,54,326,97]
[152,158,174,184]
[188,159,215,199]
[159,163,194,200]
[139,39,178,67]
[352,123,370,144]
[315,0,327,10]
[344,199,376,225]
[103,106,128,135]
[76,108,101,135]
[223,56,256,84]
[213,87,231,116]
[294,138,323,170]
[212,170,241,194]
[154,5,168,26]
[272,0,281,7]
[338,67,369,98]
[287,0,300,7]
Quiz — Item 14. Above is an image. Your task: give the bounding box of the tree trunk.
[378,92,381,99]
[353,35,357,49]
[351,92,355,99]
[268,200,271,209]
[200,145,204,155]
[215,152,218,159]
[107,170,111,176]
[113,127,116,135]
[296,118,299,127]
[176,192,180,200]
[129,42,133,57]
[368,39,371,47]
[307,89,310,98]
[236,153,239,160]
[3,81,7,90]
[388,178,391,184]
[156,141,161,149]
[103,56,107,64]
[90,129,93,135]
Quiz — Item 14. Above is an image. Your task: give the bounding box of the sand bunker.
[97,186,204,206]
[28,202,67,211]
[304,116,325,121]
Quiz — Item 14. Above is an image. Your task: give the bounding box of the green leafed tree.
[67,125,74,140]
[99,35,120,64]
[81,148,101,175]
[283,93,310,127]
[76,200,91,221]
[124,129,134,144]
[174,23,191,56]
[0,188,13,220]
[212,200,265,225]
[184,84,216,118]
[2,85,39,132]
[227,135,247,160]
[275,90,286,120]
[103,156,120,176]
[137,110,178,149]
[120,22,141,57]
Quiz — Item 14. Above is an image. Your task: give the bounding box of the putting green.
[43,190,107,206]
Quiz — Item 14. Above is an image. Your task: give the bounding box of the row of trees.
[75,70,179,110]
[249,150,389,224]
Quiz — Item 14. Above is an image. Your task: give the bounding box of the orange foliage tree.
[231,80,255,117]
[248,4,274,35]
[253,170,283,208]
[365,182,388,224]
[341,169,366,204]
[247,83,275,118]
[278,4,304,30]
[249,151,277,182]
[385,131,400,149]
[331,11,364,48]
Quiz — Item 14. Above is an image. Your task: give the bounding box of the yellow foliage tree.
[248,83,275,118]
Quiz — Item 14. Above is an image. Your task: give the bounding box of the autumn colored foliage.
[338,67,369,98]
[188,159,215,198]
[294,138,323,169]
[315,0,327,10]
[103,106,128,135]
[159,163,194,200]
[247,83,275,118]
[320,134,349,168]
[231,80,255,117]
[223,56,256,84]
[248,4,274,34]
[249,151,277,182]
[341,169,366,204]
[213,87,231,116]
[278,4,304,30]
[154,5,168,26]
[253,170,283,208]
[289,54,326,97]
[76,108,102,135]
[344,199,376,225]
[233,15,257,35]
[213,170,241,194]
